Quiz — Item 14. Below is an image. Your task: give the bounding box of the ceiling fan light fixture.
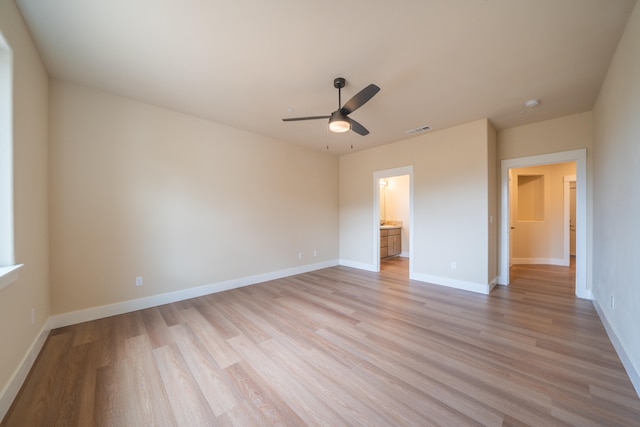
[282,78,379,136]
[328,111,351,133]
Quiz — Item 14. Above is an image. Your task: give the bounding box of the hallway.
[510,259,576,296]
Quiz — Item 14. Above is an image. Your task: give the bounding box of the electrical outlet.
[30,308,35,325]
[610,295,615,309]
[451,261,457,270]
[136,276,143,286]
[298,252,303,260]
[313,250,317,257]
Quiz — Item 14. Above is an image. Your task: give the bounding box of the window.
[0,30,20,290]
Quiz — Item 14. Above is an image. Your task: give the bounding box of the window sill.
[0,264,23,291]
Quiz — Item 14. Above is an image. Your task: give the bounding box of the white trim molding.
[563,175,577,267]
[500,149,589,299]
[0,264,23,291]
[593,300,640,398]
[511,258,567,266]
[49,260,339,329]
[339,259,376,272]
[373,166,414,276]
[3,261,340,419]
[0,322,49,421]
[411,271,496,295]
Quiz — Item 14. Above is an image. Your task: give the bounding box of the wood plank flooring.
[3,259,640,426]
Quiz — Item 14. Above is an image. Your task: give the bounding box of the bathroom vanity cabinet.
[380,227,401,258]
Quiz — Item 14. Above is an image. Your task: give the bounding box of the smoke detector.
[525,99,540,108]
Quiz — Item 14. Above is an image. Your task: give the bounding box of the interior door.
[570,181,576,256]
[508,169,515,268]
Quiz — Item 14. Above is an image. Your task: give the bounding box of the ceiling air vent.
[405,125,432,135]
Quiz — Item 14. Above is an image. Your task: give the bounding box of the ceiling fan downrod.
[334,77,346,110]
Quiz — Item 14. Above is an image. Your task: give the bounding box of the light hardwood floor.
[3,258,640,426]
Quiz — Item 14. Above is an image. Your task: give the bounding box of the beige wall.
[498,112,593,161]
[340,119,496,292]
[592,1,640,389]
[511,162,576,263]
[0,0,50,413]
[49,81,339,314]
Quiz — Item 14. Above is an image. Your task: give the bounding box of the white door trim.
[563,175,576,266]
[499,150,590,299]
[373,166,413,274]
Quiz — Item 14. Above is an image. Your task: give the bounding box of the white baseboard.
[511,257,567,266]
[3,261,341,420]
[592,299,640,398]
[410,272,494,295]
[339,254,409,272]
[0,323,50,421]
[489,275,499,292]
[339,259,495,295]
[49,260,339,329]
[339,259,376,272]
[576,287,594,300]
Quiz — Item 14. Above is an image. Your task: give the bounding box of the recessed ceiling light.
[525,99,540,108]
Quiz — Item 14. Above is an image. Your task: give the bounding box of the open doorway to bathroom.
[373,166,413,276]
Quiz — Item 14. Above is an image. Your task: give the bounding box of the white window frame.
[0,31,22,291]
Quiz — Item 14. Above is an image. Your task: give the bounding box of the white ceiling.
[16,0,637,155]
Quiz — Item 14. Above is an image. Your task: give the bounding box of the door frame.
[499,149,590,299]
[563,175,576,265]
[373,166,413,274]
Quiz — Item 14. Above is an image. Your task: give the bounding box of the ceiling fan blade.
[349,118,369,136]
[341,84,380,115]
[282,116,330,122]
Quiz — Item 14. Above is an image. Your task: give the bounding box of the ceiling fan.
[282,77,380,135]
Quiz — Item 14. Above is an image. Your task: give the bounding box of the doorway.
[373,166,413,275]
[509,163,575,266]
[500,149,590,299]
[563,175,577,265]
